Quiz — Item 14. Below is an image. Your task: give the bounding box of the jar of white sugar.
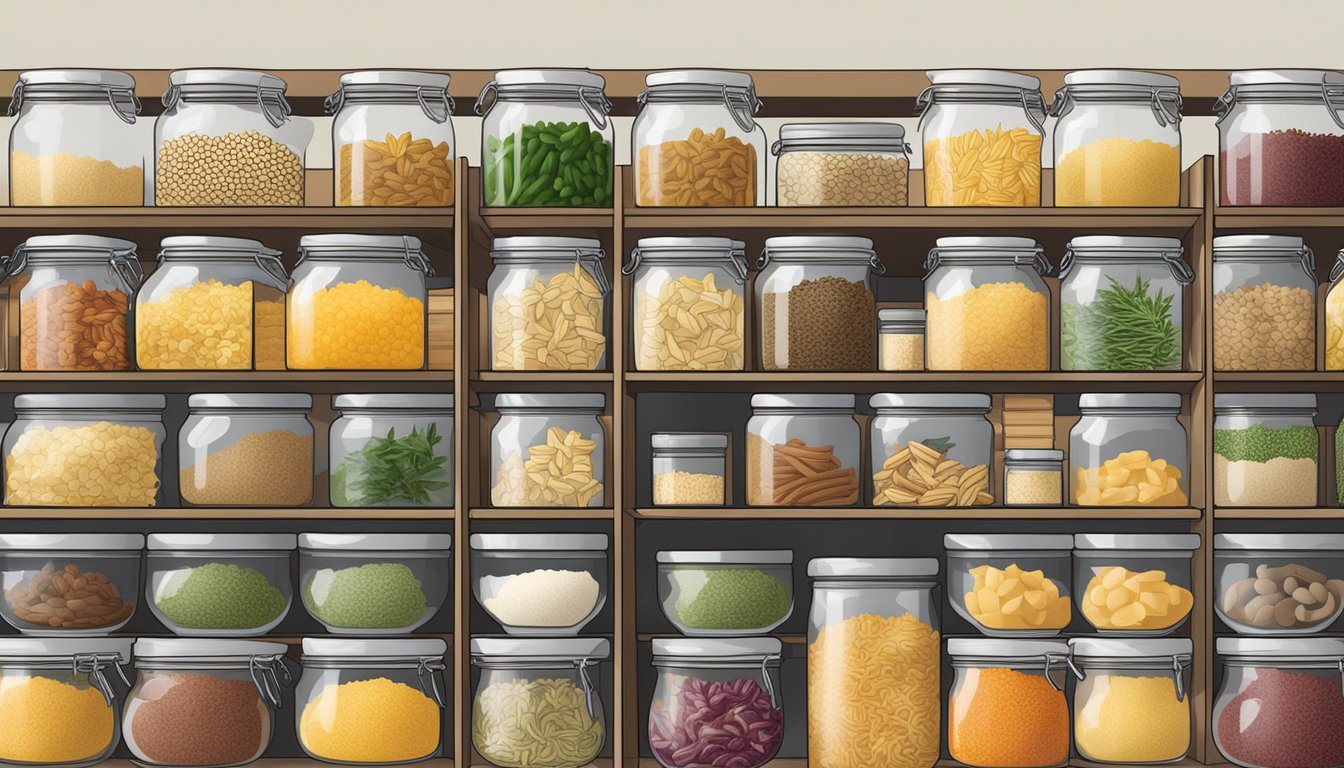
[469,533,608,635]
[1004,449,1064,506]
[651,433,727,506]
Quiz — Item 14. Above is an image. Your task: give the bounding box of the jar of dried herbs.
[329,394,453,508]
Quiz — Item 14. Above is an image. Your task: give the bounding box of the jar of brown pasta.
[746,394,859,507]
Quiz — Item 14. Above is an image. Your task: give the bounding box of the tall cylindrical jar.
[1070,393,1189,507]
[626,237,747,371]
[878,308,925,371]
[773,122,910,206]
[1214,394,1319,507]
[179,394,315,507]
[489,237,609,371]
[1212,234,1317,371]
[1071,638,1193,764]
[329,394,453,508]
[869,393,994,507]
[490,393,605,508]
[947,639,1075,768]
[747,394,859,507]
[1326,249,1344,369]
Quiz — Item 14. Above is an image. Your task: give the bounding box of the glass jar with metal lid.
[298,533,451,635]
[946,534,1074,636]
[773,122,910,206]
[1213,234,1317,372]
[625,237,746,371]
[287,234,432,370]
[0,533,144,635]
[8,69,143,206]
[1051,70,1183,206]
[634,70,765,207]
[870,393,994,507]
[154,69,312,206]
[1325,250,1344,369]
[136,236,288,371]
[297,638,447,765]
[180,394,314,507]
[489,236,609,371]
[918,69,1046,206]
[1073,534,1200,636]
[651,433,728,506]
[470,533,608,636]
[878,308,925,371]
[490,393,605,508]
[747,394,859,507]
[146,533,295,637]
[1214,393,1318,508]
[924,236,1051,371]
[1214,533,1344,636]
[1070,637,1193,764]
[757,236,881,371]
[1216,69,1344,206]
[1005,449,1064,507]
[657,550,793,635]
[327,70,455,207]
[477,69,614,208]
[1071,393,1189,507]
[329,394,453,508]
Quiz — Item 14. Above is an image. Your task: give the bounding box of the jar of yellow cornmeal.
[1069,637,1192,764]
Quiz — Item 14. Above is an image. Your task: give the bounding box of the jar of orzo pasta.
[489,236,609,371]
[625,237,747,371]
[1213,234,1317,372]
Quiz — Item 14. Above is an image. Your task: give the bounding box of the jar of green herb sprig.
[330,394,454,508]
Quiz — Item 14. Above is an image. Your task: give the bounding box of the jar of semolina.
[489,237,609,371]
[1071,638,1192,764]
[877,308,925,371]
[1004,449,1064,507]
[651,433,728,507]
[329,394,453,508]
[1070,393,1189,507]
[1213,235,1317,372]
[626,237,747,371]
[490,393,605,508]
[179,394,315,508]
[773,122,910,207]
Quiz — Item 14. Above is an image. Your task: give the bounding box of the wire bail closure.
[415,656,448,708]
[1058,244,1192,284]
[924,244,1049,281]
[248,654,291,709]
[758,244,885,275]
[623,244,749,285]
[73,652,131,707]
[575,656,599,721]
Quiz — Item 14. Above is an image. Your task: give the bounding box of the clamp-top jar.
[489,236,609,371]
[773,122,910,206]
[1070,638,1193,764]
[1213,234,1317,372]
[1071,393,1189,507]
[626,237,747,371]
[8,69,143,206]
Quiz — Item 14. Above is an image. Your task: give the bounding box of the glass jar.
[806,557,941,768]
[146,533,295,637]
[773,122,910,206]
[1217,70,1344,206]
[1214,533,1344,635]
[924,236,1051,371]
[154,69,312,206]
[124,639,288,768]
[649,638,784,768]
[4,394,166,507]
[0,637,131,767]
[3,235,141,372]
[1070,637,1192,764]
[297,638,447,765]
[490,393,606,508]
[651,432,728,506]
[917,69,1046,206]
[1213,234,1317,371]
[1326,250,1344,369]
[469,533,608,635]
[180,393,314,507]
[634,70,766,206]
[945,533,1074,636]
[1214,394,1319,507]
[477,69,614,208]
[947,638,1075,768]
[329,394,453,508]
[1051,70,1183,206]
[0,533,142,635]
[625,237,747,371]
[328,70,455,207]
[1071,393,1189,507]
[470,637,609,768]
[747,394,859,507]
[8,69,143,206]
[1214,637,1344,768]
[1060,236,1192,371]
[489,237,609,371]
[1073,534,1199,636]
[1005,449,1064,507]
[878,308,925,371]
[136,236,288,371]
[298,532,451,635]
[756,236,881,371]
[657,550,793,636]
[288,234,431,370]
[870,393,994,507]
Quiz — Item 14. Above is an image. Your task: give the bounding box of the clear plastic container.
[470,637,609,768]
[870,393,994,507]
[8,69,144,206]
[747,394,859,507]
[1059,236,1192,371]
[634,70,765,206]
[469,533,608,635]
[297,638,447,765]
[1214,394,1319,507]
[328,70,455,207]
[1073,534,1199,636]
[945,533,1074,636]
[298,533,451,635]
[1216,638,1344,768]
[651,433,727,506]
[1005,449,1064,507]
[489,237,609,371]
[1070,637,1193,765]
[0,533,142,635]
[490,393,606,508]
[1214,533,1344,635]
[136,236,288,371]
[656,550,793,636]
[1213,235,1317,371]
[124,639,288,768]
[918,69,1046,206]
[329,394,453,508]
[1217,70,1344,206]
[924,236,1051,371]
[625,237,747,371]
[146,533,295,637]
[756,236,881,371]
[1070,393,1189,507]
[878,308,925,372]
[806,558,941,768]
[649,637,784,768]
[773,122,910,206]
[1051,70,1183,206]
[477,69,614,208]
[180,394,314,507]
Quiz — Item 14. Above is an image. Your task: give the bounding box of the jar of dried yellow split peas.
[179,394,315,508]
[489,236,608,371]
[1073,534,1199,636]
[1070,637,1193,765]
[287,234,431,370]
[870,393,993,508]
[773,122,911,206]
[490,393,606,508]
[807,557,941,768]
[917,69,1046,206]
[1071,393,1189,507]
[747,394,860,507]
[328,70,456,207]
[946,534,1075,636]
[877,308,925,371]
[634,70,766,206]
[1052,70,1182,206]
[625,237,747,371]
[1213,234,1317,372]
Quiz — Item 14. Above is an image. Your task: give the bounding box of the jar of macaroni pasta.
[1213,235,1317,372]
[489,236,608,371]
[626,237,747,371]
[329,394,453,508]
[918,69,1046,206]
[878,308,925,371]
[870,393,994,507]
[947,639,1076,768]
[773,122,910,206]
[179,394,315,507]
[748,394,860,507]
[1004,449,1064,506]
[651,433,727,506]
[490,393,606,508]
[1214,394,1319,508]
[1071,393,1189,507]
[1070,638,1192,764]
[287,234,431,370]
[1051,70,1183,206]
[8,69,143,206]
[634,70,766,206]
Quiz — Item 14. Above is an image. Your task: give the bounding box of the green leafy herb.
[335,424,451,506]
[923,436,957,454]
[1061,275,1181,371]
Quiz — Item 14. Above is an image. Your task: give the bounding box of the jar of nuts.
[0,533,144,634]
[773,122,911,207]
[489,237,609,371]
[626,237,747,371]
[1213,234,1318,372]
[1214,533,1344,635]
[490,393,606,508]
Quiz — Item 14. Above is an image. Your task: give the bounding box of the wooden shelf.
[625,371,1204,393]
[0,507,454,520]
[469,507,616,520]
[480,207,615,230]
[1215,207,1344,229]
[105,762,453,768]
[636,762,1214,768]
[638,632,805,644]
[0,206,452,229]
[0,370,454,392]
[634,507,1202,520]
[475,371,615,383]
[1215,507,1344,519]
[624,205,1203,231]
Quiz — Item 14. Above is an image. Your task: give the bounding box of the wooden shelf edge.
[469,507,615,520]
[474,371,615,382]
[633,759,1216,768]
[0,371,455,382]
[1214,507,1344,519]
[0,507,455,520]
[625,371,1204,383]
[104,762,453,768]
[637,633,805,644]
[625,206,1203,230]
[632,507,1202,520]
